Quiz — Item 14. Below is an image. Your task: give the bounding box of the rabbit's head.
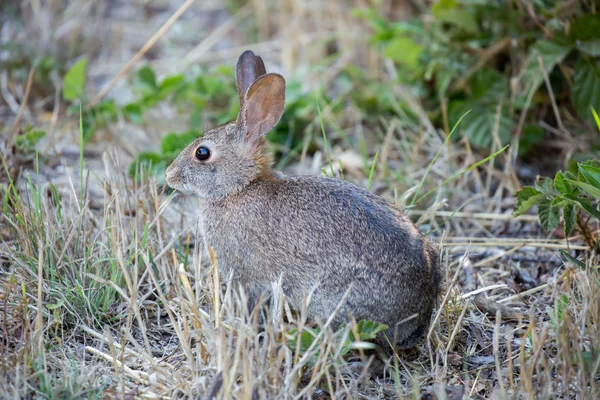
[166,51,285,198]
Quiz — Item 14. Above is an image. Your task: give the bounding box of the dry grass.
[1,1,599,399]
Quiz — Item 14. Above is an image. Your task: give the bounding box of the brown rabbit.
[166,50,441,350]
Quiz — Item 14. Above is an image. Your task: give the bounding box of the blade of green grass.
[414,144,510,205]
[591,106,600,131]
[367,150,379,191]
[316,100,335,177]
[558,250,586,269]
[79,103,84,208]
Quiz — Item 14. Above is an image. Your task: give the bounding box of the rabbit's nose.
[165,165,178,184]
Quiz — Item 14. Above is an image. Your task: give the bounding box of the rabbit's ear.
[236,50,267,110]
[241,73,285,140]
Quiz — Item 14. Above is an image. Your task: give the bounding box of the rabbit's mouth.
[165,166,185,192]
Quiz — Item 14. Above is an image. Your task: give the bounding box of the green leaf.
[554,293,569,325]
[578,163,600,188]
[564,193,600,221]
[448,100,514,148]
[287,327,320,354]
[470,68,507,100]
[520,39,572,102]
[123,103,143,124]
[571,350,600,375]
[563,203,576,237]
[383,37,423,70]
[538,198,560,231]
[570,14,600,42]
[554,171,573,194]
[15,128,46,151]
[558,250,587,269]
[567,179,600,200]
[160,131,200,156]
[47,298,65,310]
[137,66,157,87]
[576,40,600,57]
[354,320,389,341]
[572,59,600,125]
[579,159,600,169]
[63,58,88,101]
[535,176,556,197]
[128,152,167,179]
[134,66,159,98]
[514,186,545,216]
[158,74,186,96]
[431,0,478,34]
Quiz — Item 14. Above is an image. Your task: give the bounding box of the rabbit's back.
[201,174,440,347]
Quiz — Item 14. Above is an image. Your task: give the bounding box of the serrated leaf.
[564,194,600,221]
[354,320,389,341]
[554,171,573,194]
[578,163,600,188]
[538,198,560,231]
[567,179,600,200]
[535,176,556,197]
[551,195,569,208]
[383,37,423,70]
[580,159,600,169]
[558,250,587,269]
[63,58,88,101]
[520,39,571,101]
[448,101,514,148]
[563,203,576,237]
[572,60,600,125]
[471,68,507,100]
[514,186,545,216]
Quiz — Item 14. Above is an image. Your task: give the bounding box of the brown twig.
[90,0,197,106]
[7,68,35,149]
[474,294,525,321]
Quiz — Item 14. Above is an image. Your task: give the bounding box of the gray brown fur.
[166,50,441,349]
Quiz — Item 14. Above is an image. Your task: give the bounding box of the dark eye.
[195,146,211,161]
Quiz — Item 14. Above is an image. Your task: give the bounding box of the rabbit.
[165,50,441,351]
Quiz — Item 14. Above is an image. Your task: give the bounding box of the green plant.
[514,161,600,248]
[514,108,600,250]
[14,126,46,154]
[59,60,326,175]
[129,130,201,182]
[357,1,600,153]
[62,61,239,142]
[126,70,332,180]
[286,320,388,367]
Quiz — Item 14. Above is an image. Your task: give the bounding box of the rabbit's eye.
[195,146,211,161]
